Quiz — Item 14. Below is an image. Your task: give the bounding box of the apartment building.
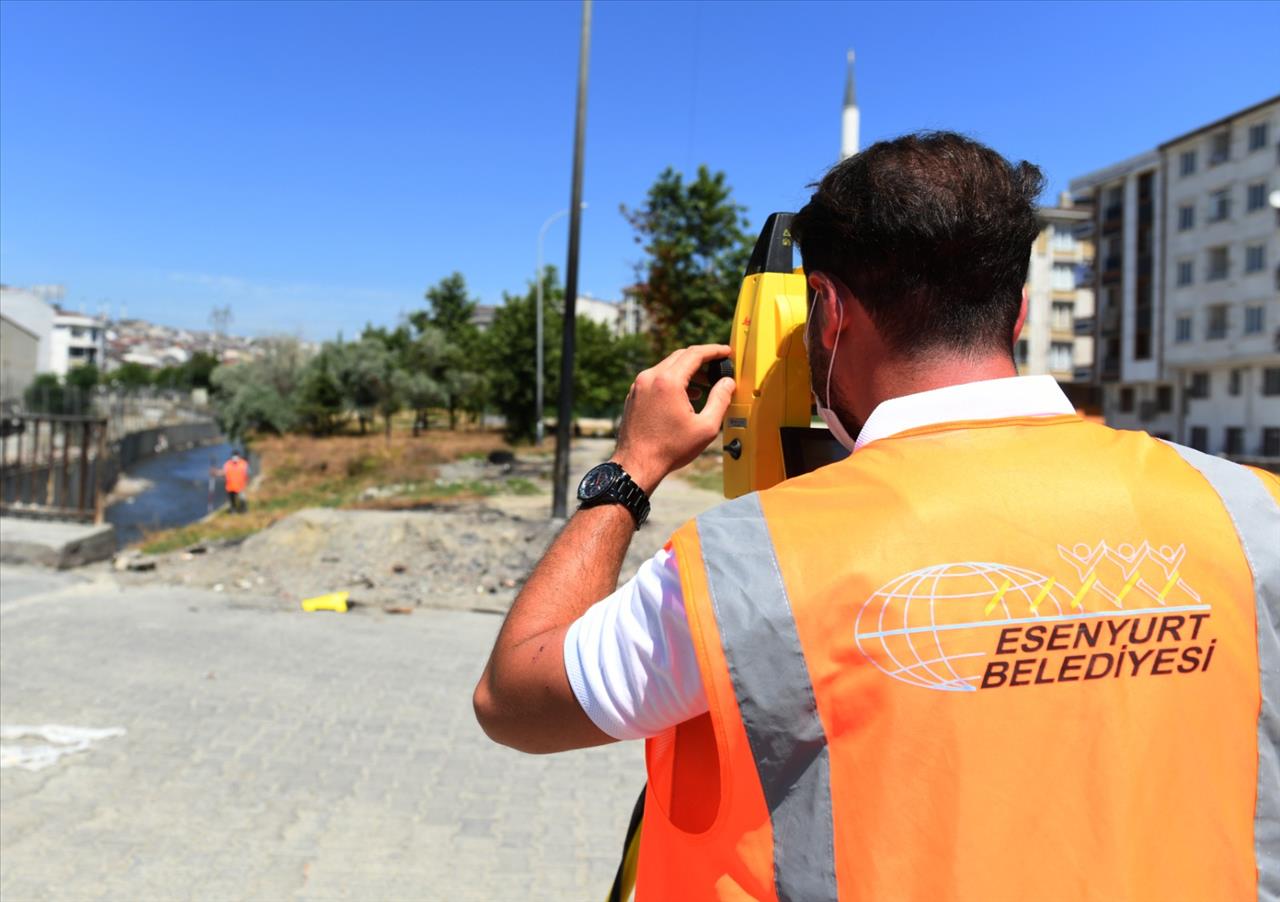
[1070,95,1279,459]
[1161,98,1280,458]
[1017,199,1094,382]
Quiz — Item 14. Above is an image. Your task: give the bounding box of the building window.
[1245,305,1265,335]
[1178,204,1195,231]
[1209,130,1230,166]
[1050,263,1075,291]
[1189,426,1209,451]
[1118,387,1135,412]
[1225,428,1244,456]
[1156,385,1173,413]
[1188,371,1210,399]
[1264,427,1280,457]
[1050,224,1076,251]
[1179,149,1197,176]
[1229,368,1243,396]
[1176,260,1194,286]
[1264,367,1280,397]
[1207,246,1229,281]
[1049,342,1073,372]
[1051,301,1074,331]
[1209,189,1231,223]
[1248,182,1268,212]
[1207,304,1230,339]
[1249,121,1270,152]
[1015,339,1028,366]
[1105,185,1123,209]
[1246,244,1265,273]
[1176,315,1193,342]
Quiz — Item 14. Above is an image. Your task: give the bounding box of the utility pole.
[551,0,591,519]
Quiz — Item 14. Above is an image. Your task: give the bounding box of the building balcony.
[1074,316,1096,336]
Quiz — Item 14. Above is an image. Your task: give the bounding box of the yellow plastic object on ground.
[300,591,349,613]
[721,212,814,499]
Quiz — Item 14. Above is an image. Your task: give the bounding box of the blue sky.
[2,0,1277,340]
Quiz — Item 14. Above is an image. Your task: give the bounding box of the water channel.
[106,440,240,546]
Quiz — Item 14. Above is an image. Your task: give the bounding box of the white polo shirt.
[563,375,1078,741]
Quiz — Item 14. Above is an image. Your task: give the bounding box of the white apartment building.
[575,294,647,338]
[0,286,56,373]
[1161,99,1280,458]
[1069,94,1280,460]
[1018,200,1095,382]
[50,311,108,374]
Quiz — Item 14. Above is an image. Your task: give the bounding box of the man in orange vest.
[474,132,1279,901]
[221,449,249,513]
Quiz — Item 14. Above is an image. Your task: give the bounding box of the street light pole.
[535,203,585,447]
[551,0,591,519]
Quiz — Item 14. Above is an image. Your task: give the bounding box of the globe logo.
[854,562,1080,692]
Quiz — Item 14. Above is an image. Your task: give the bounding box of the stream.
[106,441,240,546]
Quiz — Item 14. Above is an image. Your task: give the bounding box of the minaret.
[841,49,859,160]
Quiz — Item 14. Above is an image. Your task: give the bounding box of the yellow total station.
[719,212,848,499]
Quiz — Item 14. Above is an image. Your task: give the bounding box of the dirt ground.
[114,439,725,614]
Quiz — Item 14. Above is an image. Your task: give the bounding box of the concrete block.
[0,516,117,569]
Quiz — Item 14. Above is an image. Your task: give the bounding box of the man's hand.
[612,344,735,494]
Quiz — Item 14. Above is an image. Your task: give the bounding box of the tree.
[623,165,751,355]
[294,344,348,435]
[483,267,653,442]
[106,362,154,390]
[209,338,306,439]
[397,370,444,436]
[414,272,478,345]
[339,337,400,439]
[23,374,66,414]
[413,273,482,429]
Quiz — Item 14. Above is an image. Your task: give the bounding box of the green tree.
[483,268,652,442]
[398,370,445,436]
[106,362,154,390]
[623,165,751,354]
[294,344,348,435]
[209,338,306,439]
[23,374,66,414]
[339,337,400,438]
[413,273,483,429]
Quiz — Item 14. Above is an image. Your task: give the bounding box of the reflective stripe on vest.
[1167,444,1280,900]
[695,492,837,902]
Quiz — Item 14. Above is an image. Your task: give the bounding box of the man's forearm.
[473,502,636,752]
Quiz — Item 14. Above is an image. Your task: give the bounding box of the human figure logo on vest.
[854,540,1217,692]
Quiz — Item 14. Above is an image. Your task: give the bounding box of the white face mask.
[804,284,858,452]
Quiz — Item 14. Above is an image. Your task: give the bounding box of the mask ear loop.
[824,293,843,410]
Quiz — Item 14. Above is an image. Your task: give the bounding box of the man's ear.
[806,273,847,350]
[1012,287,1029,345]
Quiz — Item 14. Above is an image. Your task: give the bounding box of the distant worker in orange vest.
[221,449,249,513]
[474,132,1279,901]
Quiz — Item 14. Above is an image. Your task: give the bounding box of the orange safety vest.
[224,458,249,493]
[639,415,1279,902]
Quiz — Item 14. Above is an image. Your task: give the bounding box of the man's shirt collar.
[854,375,1076,451]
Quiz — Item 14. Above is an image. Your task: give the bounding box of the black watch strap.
[581,466,651,529]
[610,471,650,530]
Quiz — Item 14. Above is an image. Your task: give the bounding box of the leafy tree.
[66,363,100,391]
[185,351,219,389]
[397,370,445,436]
[623,165,751,354]
[413,273,482,428]
[414,272,478,345]
[209,338,306,439]
[294,344,348,435]
[106,362,154,390]
[339,337,400,438]
[483,267,652,442]
[23,374,66,414]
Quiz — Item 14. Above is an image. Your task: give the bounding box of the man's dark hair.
[792,131,1045,356]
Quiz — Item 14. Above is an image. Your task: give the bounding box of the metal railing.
[0,413,110,523]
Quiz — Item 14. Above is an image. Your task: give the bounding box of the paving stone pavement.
[0,569,644,901]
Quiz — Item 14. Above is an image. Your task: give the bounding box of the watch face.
[578,463,619,501]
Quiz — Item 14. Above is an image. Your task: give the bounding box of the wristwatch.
[576,461,651,529]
